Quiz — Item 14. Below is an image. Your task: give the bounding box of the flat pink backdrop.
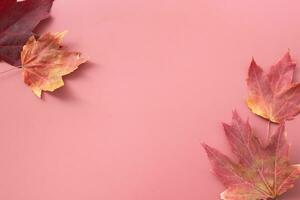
[1,0,300,199]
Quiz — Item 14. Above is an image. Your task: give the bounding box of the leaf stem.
[0,67,20,74]
[267,120,271,143]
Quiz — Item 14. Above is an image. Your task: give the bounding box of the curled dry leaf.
[203,111,300,200]
[21,31,87,98]
[0,0,54,66]
[247,52,300,123]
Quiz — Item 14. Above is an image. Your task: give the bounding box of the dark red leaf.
[0,0,54,66]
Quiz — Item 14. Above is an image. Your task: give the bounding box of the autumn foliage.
[21,32,87,97]
[203,112,300,200]
[0,0,88,98]
[247,52,300,123]
[203,52,300,200]
[0,0,54,66]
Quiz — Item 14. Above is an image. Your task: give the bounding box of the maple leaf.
[203,111,300,200]
[0,0,54,66]
[21,31,87,98]
[246,52,300,123]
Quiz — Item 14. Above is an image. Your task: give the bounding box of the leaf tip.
[202,143,213,155]
[201,143,208,149]
[33,88,42,98]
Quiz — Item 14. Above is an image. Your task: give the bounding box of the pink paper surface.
[1,0,300,199]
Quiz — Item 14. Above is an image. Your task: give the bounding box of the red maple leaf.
[247,52,300,123]
[203,111,300,200]
[0,0,54,66]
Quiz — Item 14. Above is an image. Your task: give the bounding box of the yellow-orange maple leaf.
[21,31,87,98]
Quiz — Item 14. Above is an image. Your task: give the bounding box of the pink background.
[1,0,300,199]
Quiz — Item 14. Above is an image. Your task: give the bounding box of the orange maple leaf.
[203,112,300,200]
[21,31,87,98]
[246,52,300,123]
